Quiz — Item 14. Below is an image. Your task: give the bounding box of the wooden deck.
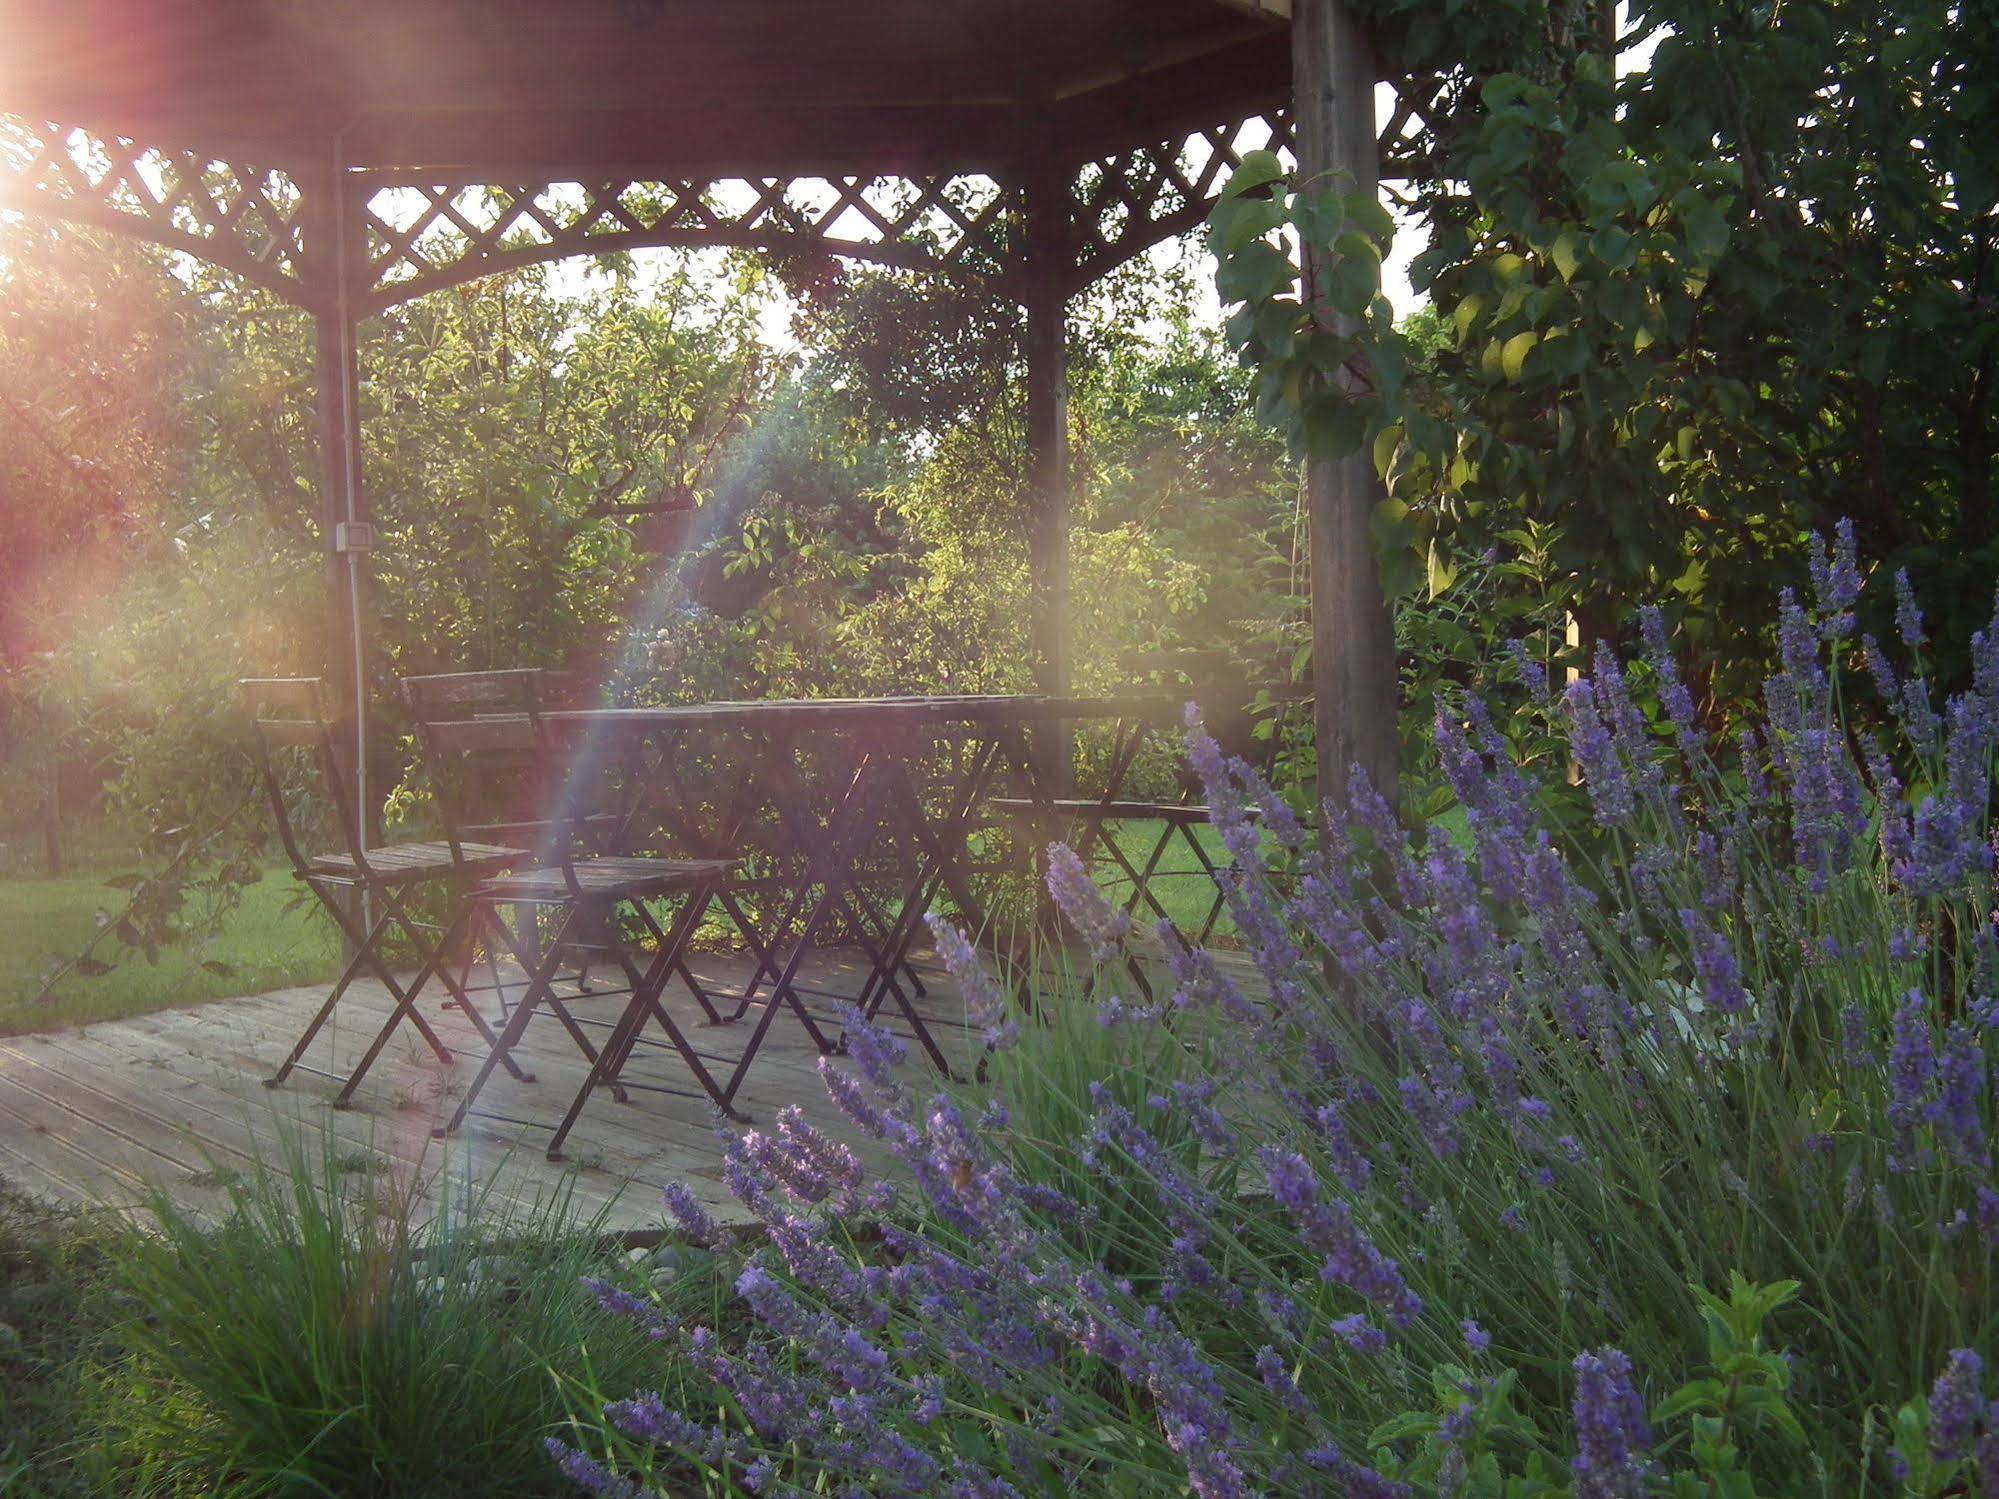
[0,950,976,1233]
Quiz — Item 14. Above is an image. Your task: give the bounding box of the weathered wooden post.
[1293,0,1399,811]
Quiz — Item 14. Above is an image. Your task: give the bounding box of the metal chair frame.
[406,691,744,1156]
[240,677,526,1106]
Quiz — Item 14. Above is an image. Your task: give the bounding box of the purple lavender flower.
[660,1181,716,1244]
[1564,679,1636,827]
[1639,606,1704,757]
[1895,568,1927,651]
[1840,1004,1876,1067]
[1807,518,1862,638]
[1260,1149,1423,1329]
[1933,1023,1990,1169]
[1462,1318,1491,1352]
[1043,842,1130,964]
[1301,1442,1411,1497]
[1888,990,1938,1171]
[1775,589,1830,714]
[1314,1097,1373,1193]
[1927,1349,1986,1463]
[1506,638,1551,703]
[1330,1312,1388,1354]
[928,915,1018,1048]
[546,1438,642,1499]
[1680,909,1748,1015]
[1570,1347,1651,1498]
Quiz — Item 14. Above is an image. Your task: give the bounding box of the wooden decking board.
[0,948,974,1230]
[0,945,1261,1231]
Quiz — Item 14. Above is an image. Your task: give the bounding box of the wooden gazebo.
[0,0,1402,824]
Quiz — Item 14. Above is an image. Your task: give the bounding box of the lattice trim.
[1068,110,1294,293]
[4,94,1445,316]
[357,172,1019,313]
[0,116,308,302]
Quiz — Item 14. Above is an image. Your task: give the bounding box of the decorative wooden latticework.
[0,117,309,303]
[2,94,1441,314]
[355,172,1021,314]
[1068,109,1294,293]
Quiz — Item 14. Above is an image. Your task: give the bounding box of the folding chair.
[990,661,1307,982]
[240,678,526,1107]
[409,698,741,1158]
[400,669,621,1008]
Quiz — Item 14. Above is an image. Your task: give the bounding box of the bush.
[559,527,1998,1496]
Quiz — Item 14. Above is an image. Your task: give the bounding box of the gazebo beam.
[1292,0,1397,809]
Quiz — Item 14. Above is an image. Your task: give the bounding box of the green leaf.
[1426,542,1459,600]
[1550,231,1583,283]
[1302,394,1367,460]
[1219,149,1286,201]
[1208,195,1284,256]
[1372,422,1405,476]
[1342,193,1395,244]
[1501,331,1539,381]
[1216,241,1297,305]
[1365,1411,1435,1447]
[1289,190,1347,250]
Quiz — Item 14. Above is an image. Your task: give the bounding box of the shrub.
[560,526,1998,1496]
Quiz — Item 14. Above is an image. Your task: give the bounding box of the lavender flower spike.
[927,914,1019,1048]
[1044,842,1130,964]
[1926,1349,1987,1463]
[1570,1347,1651,1499]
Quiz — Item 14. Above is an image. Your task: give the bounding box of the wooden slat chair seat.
[404,676,750,1158]
[240,677,530,1109]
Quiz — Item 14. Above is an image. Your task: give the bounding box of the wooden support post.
[1023,165,1073,792]
[1293,0,1399,812]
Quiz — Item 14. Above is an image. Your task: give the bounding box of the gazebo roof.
[0,0,1290,175]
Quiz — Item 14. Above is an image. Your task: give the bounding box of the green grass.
[1081,818,1241,943]
[0,867,341,1035]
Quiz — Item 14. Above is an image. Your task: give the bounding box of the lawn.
[0,866,341,1035]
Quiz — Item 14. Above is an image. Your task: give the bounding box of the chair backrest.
[401,670,629,887]
[401,671,548,861]
[240,677,362,875]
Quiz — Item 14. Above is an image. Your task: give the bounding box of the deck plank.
[0,948,976,1229]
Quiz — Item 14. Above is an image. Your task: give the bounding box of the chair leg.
[434,903,577,1138]
[267,918,377,1087]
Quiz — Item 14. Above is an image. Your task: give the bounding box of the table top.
[542,693,1190,732]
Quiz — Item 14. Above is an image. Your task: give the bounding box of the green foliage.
[1217,0,1999,717]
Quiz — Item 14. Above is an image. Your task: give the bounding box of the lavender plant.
[558,527,1996,1496]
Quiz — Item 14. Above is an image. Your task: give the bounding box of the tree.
[1215,0,1998,725]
